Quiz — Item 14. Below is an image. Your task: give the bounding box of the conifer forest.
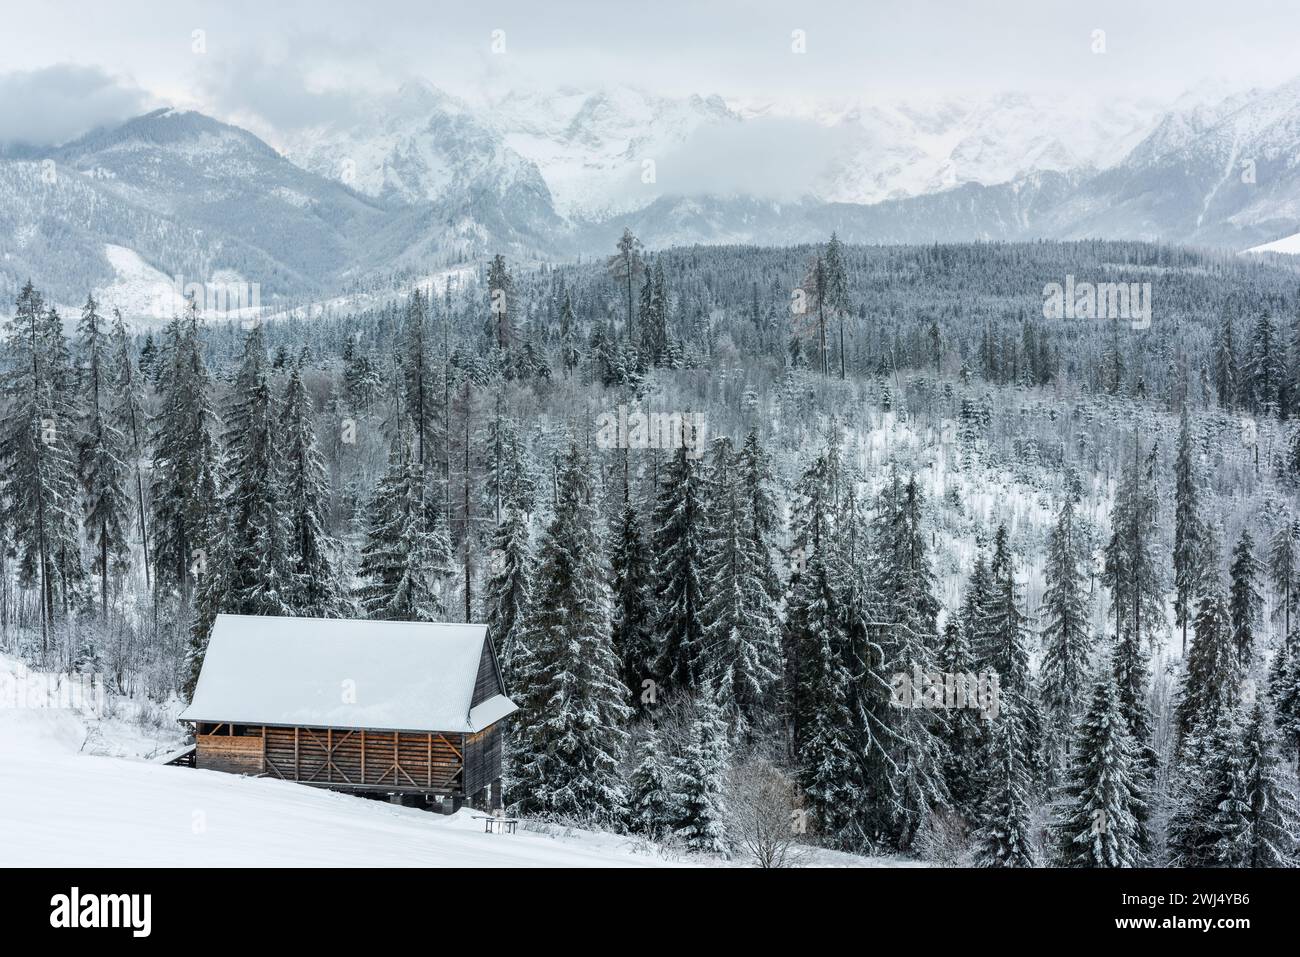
[3,4,1300,903]
[6,236,1300,869]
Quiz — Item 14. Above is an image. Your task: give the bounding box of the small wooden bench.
[473,815,518,834]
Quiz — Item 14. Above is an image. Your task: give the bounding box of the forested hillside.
[3,235,1299,865]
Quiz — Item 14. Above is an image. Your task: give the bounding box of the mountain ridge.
[5,77,1300,311]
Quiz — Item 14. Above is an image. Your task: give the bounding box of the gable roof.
[179,614,516,733]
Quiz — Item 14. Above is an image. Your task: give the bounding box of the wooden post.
[327,728,333,783]
[361,730,366,785]
[294,726,299,781]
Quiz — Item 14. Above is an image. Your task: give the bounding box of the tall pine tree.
[512,443,631,822]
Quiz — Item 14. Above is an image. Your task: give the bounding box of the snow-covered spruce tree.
[109,308,151,590]
[1040,498,1093,776]
[0,282,84,644]
[672,689,730,854]
[279,364,345,617]
[1174,584,1239,747]
[222,322,268,458]
[485,254,516,349]
[1229,528,1263,663]
[834,475,896,842]
[484,419,536,524]
[216,327,295,623]
[1238,701,1300,866]
[356,423,453,621]
[653,443,711,691]
[1167,707,1250,867]
[784,446,836,735]
[1268,514,1299,644]
[1248,311,1282,415]
[1109,628,1158,857]
[627,727,676,841]
[1102,440,1162,771]
[1102,433,1165,651]
[400,289,442,478]
[1052,669,1146,867]
[981,523,1043,789]
[512,443,631,823]
[1268,640,1291,716]
[557,291,580,376]
[737,427,784,614]
[1275,645,1300,757]
[937,616,983,818]
[701,437,781,732]
[790,542,858,844]
[76,294,131,619]
[823,232,851,379]
[869,470,950,848]
[150,300,219,606]
[609,454,655,709]
[636,259,668,366]
[1213,314,1240,409]
[608,229,644,344]
[184,457,230,698]
[484,500,532,692]
[1173,404,1205,656]
[973,695,1036,867]
[960,552,995,671]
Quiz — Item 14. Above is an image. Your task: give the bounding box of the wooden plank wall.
[472,641,503,705]
[196,733,264,775]
[462,725,502,797]
[261,727,465,792]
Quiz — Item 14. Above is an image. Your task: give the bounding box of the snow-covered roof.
[179,614,516,733]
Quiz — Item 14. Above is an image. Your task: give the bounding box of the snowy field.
[0,656,910,868]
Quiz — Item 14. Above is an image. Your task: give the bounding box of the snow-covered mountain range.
[277,80,1166,218]
[6,75,1300,311]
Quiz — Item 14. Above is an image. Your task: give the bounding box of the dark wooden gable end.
[472,630,508,704]
[463,630,507,802]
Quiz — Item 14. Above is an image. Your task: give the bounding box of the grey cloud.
[0,65,151,147]
[197,55,365,130]
[648,118,848,201]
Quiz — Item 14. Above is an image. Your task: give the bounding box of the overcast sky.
[3,0,1298,144]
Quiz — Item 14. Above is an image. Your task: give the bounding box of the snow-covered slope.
[0,654,678,868]
[1244,230,1300,254]
[0,750,687,867]
[1042,77,1300,247]
[0,654,911,868]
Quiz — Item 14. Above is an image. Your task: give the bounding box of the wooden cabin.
[179,614,517,812]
